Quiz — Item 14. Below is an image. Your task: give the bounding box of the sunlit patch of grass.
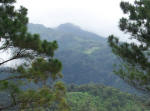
[84,47,100,54]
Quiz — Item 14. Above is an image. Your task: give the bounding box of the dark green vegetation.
[108,0,150,94]
[28,23,137,93]
[0,0,68,111]
[67,84,146,111]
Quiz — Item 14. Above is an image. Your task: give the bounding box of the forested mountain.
[28,23,136,93]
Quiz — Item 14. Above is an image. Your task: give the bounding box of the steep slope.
[28,23,136,93]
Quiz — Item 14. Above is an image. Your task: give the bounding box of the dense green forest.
[66,84,146,111]
[1,22,146,110]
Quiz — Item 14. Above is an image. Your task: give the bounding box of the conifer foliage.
[0,0,68,110]
[108,0,150,93]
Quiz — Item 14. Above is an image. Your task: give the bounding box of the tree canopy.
[108,0,150,94]
[67,84,145,111]
[0,0,68,110]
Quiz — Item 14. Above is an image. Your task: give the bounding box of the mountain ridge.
[29,23,105,40]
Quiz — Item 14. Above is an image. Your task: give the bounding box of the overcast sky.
[16,0,134,38]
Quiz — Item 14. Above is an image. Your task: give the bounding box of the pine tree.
[108,0,150,94]
[0,0,69,110]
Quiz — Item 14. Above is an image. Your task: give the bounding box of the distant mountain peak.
[57,23,81,31]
